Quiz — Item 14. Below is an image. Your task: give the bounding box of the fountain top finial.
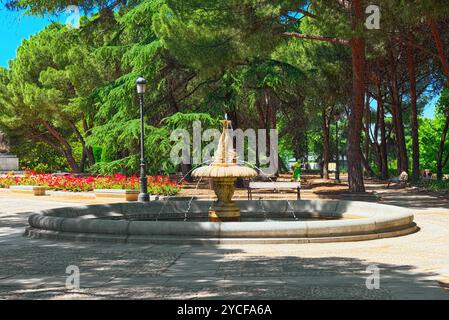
[191,118,258,178]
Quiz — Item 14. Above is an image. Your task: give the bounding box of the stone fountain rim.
[24,200,418,244]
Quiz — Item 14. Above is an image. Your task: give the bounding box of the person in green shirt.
[291,161,301,182]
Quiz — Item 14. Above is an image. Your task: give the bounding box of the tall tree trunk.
[335,117,340,182]
[437,116,449,180]
[364,93,371,168]
[428,18,449,181]
[267,89,279,177]
[372,94,383,176]
[347,0,366,192]
[429,18,449,87]
[256,89,279,177]
[82,118,95,167]
[361,92,375,178]
[390,82,408,174]
[79,149,87,173]
[278,155,288,173]
[376,81,389,179]
[322,109,330,180]
[407,39,420,182]
[69,121,90,173]
[41,120,80,173]
[360,151,376,177]
[388,49,408,174]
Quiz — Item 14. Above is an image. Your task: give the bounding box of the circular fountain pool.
[25,200,418,244]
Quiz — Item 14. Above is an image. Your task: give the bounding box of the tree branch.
[428,17,449,86]
[282,32,350,46]
[296,8,317,19]
[394,36,440,59]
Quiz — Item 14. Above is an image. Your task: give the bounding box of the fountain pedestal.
[209,177,240,222]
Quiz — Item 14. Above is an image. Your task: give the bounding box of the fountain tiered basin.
[25,200,418,244]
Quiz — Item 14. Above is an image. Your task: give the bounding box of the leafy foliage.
[1,0,449,187]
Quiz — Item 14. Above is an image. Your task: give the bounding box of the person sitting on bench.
[387,171,408,187]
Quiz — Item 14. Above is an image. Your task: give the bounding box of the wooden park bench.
[247,181,301,200]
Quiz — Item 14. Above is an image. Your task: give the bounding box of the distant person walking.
[291,161,301,182]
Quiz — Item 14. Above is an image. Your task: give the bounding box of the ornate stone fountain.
[24,119,418,244]
[191,119,258,222]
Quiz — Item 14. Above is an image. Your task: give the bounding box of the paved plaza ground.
[1,178,449,299]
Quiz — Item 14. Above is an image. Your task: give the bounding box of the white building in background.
[287,154,348,172]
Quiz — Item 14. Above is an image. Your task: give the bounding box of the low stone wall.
[10,185,46,196]
[5,187,165,201]
[25,200,418,244]
[0,154,19,171]
[94,189,161,201]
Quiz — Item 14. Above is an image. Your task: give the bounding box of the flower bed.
[0,171,183,196]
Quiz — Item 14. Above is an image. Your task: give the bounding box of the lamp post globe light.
[137,76,149,202]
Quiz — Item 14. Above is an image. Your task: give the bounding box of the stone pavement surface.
[0,190,449,300]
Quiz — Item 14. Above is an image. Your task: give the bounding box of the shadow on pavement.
[0,241,447,300]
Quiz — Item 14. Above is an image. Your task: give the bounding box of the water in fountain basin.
[104,215,338,222]
[184,176,203,221]
[285,199,298,221]
[237,160,299,220]
[258,198,268,221]
[154,159,300,222]
[155,159,213,221]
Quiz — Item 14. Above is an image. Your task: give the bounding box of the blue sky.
[0,6,439,118]
[423,95,439,118]
[0,7,67,68]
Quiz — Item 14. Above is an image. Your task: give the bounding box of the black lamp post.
[137,76,149,202]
